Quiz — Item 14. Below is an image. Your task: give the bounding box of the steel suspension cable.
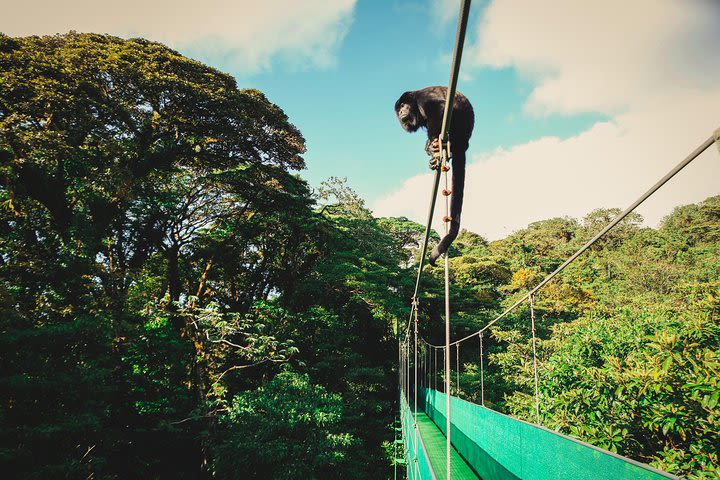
[402,0,473,339]
[441,4,472,476]
[422,130,718,350]
[396,2,472,475]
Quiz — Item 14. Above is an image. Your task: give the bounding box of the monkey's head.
[395,91,422,133]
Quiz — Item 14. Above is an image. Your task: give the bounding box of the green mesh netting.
[421,388,679,480]
[402,390,480,480]
[401,393,437,479]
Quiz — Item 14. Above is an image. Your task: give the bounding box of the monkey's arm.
[416,94,445,166]
[415,90,445,142]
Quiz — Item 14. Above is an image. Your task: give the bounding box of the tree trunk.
[167,245,181,302]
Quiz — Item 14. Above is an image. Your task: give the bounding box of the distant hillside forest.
[1,33,718,479]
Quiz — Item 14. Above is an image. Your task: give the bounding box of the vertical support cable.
[400,341,403,400]
[456,344,460,396]
[422,345,426,391]
[399,339,404,478]
[420,342,424,392]
[414,304,418,415]
[479,333,485,406]
[406,341,410,403]
[426,346,430,391]
[424,343,427,391]
[400,341,404,400]
[425,347,428,391]
[441,3,472,477]
[530,294,540,424]
[413,302,419,463]
[442,130,453,480]
[435,348,438,391]
[400,341,403,401]
[405,340,408,404]
[406,339,411,479]
[395,332,400,480]
[441,347,445,391]
[401,341,404,401]
[425,345,432,390]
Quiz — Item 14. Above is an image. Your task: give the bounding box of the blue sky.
[4,0,720,239]
[213,1,606,201]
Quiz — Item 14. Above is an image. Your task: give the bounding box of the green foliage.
[404,196,719,478]
[284,181,408,477]
[0,32,333,478]
[377,216,433,268]
[490,216,580,271]
[2,29,718,480]
[0,314,117,478]
[318,176,372,220]
[661,196,720,246]
[526,294,720,478]
[213,371,354,479]
[461,197,720,478]
[1,33,403,476]
[451,254,511,306]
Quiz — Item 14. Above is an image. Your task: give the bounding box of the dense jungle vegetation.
[1,33,718,479]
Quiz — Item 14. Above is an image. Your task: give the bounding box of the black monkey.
[395,86,474,265]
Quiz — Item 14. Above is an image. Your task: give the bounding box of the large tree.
[0,32,315,477]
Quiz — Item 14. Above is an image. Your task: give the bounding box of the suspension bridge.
[394,1,719,478]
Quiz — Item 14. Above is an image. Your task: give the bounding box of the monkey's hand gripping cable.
[427,137,451,172]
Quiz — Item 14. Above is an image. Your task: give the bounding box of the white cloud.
[466,0,720,115]
[1,0,356,74]
[432,0,462,26]
[374,0,720,240]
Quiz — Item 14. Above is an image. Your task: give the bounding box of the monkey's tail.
[428,151,465,266]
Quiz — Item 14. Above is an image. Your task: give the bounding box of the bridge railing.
[420,388,680,480]
[401,388,437,480]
